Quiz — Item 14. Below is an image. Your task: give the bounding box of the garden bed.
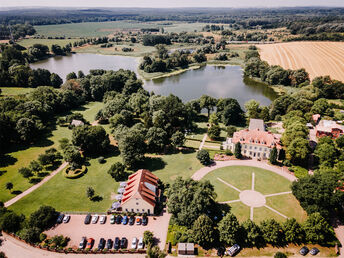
[63,166,87,179]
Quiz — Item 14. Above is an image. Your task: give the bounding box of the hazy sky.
[1,0,344,8]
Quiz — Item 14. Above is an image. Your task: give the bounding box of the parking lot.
[45,211,171,250]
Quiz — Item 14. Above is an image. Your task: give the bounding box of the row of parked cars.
[78,237,144,250]
[84,214,148,226]
[300,246,319,256]
[56,213,71,224]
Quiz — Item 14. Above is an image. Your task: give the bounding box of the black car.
[98,238,106,250]
[142,216,148,226]
[120,237,127,249]
[78,237,87,249]
[84,214,91,224]
[310,247,320,256]
[114,237,120,250]
[106,239,113,250]
[129,216,135,225]
[116,215,122,224]
[300,246,309,256]
[217,247,225,257]
[56,213,64,224]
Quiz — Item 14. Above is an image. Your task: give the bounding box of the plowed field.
[258,41,344,82]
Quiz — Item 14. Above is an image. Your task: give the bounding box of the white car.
[99,215,106,224]
[138,237,144,249]
[91,214,99,224]
[131,237,137,249]
[63,214,70,223]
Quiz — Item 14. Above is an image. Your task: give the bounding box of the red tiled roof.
[232,129,282,149]
[121,169,158,207]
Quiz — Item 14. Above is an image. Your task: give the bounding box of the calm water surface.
[30,53,277,106]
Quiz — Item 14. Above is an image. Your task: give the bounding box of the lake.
[30,53,277,107]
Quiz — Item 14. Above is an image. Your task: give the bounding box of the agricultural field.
[202,166,307,223]
[258,41,344,82]
[17,38,79,49]
[34,21,212,38]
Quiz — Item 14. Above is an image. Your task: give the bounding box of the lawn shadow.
[11,190,22,195]
[142,157,166,172]
[0,155,17,168]
[91,195,103,202]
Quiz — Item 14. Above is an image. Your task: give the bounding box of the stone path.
[198,134,207,150]
[4,162,68,208]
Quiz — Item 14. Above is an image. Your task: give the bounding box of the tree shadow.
[37,172,50,177]
[0,170,7,176]
[11,190,22,195]
[142,157,166,172]
[0,155,17,168]
[91,196,103,202]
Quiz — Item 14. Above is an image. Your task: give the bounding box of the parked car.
[63,214,70,223]
[56,213,64,224]
[110,215,116,224]
[91,214,99,224]
[217,247,225,257]
[129,216,135,225]
[99,215,106,224]
[120,237,127,249]
[138,237,144,249]
[131,237,137,249]
[84,214,91,224]
[106,239,113,250]
[142,216,148,226]
[136,217,141,225]
[122,215,128,225]
[114,237,120,250]
[300,246,309,256]
[227,244,240,257]
[98,238,105,250]
[86,238,94,249]
[78,237,87,249]
[310,247,319,256]
[116,215,122,224]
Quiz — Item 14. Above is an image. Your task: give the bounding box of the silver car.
[131,237,137,249]
[99,215,106,224]
[138,237,144,249]
[91,214,99,224]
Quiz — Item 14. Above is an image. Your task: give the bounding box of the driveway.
[45,211,171,251]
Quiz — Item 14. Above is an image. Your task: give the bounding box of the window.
[249,146,252,150]
[136,202,139,205]
[131,209,134,212]
[244,150,247,154]
[258,153,260,157]
[249,152,252,155]
[259,147,262,151]
[254,146,257,149]
[125,208,128,211]
[137,209,140,212]
[142,209,145,212]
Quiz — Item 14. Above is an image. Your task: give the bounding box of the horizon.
[1,0,344,8]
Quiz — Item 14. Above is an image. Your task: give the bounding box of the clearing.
[258,41,344,82]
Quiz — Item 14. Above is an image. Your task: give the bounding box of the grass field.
[0,87,34,96]
[202,166,307,223]
[0,102,104,203]
[258,41,344,82]
[17,38,79,49]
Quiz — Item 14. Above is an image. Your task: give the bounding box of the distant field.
[0,87,33,96]
[34,20,212,38]
[18,38,79,49]
[258,41,344,82]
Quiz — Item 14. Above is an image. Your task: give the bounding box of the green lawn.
[0,102,104,203]
[0,87,34,96]
[202,166,307,223]
[17,38,79,49]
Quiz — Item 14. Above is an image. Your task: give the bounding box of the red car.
[86,238,94,249]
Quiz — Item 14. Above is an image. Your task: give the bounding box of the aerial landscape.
[1,0,344,257]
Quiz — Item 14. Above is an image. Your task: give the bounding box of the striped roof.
[121,169,158,207]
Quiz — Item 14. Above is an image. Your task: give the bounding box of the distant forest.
[1,7,344,40]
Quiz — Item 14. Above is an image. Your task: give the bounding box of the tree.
[5,182,13,192]
[145,245,167,258]
[29,160,42,172]
[51,44,64,55]
[166,177,216,227]
[143,231,155,246]
[50,73,63,88]
[197,149,211,165]
[72,125,110,156]
[86,187,95,200]
[15,117,39,142]
[282,218,304,244]
[199,95,217,118]
[62,145,83,166]
[192,215,217,248]
[218,213,240,246]
[226,126,237,137]
[286,137,310,165]
[0,211,24,233]
[234,142,242,159]
[28,206,58,231]
[171,131,185,147]
[66,72,77,80]
[208,125,221,140]
[274,252,287,258]
[336,135,344,149]
[241,219,263,247]
[118,131,146,168]
[314,142,337,166]
[209,113,219,125]
[245,100,261,119]
[18,167,33,178]
[269,147,278,164]
[19,226,41,244]
[146,127,168,153]
[303,212,334,244]
[219,99,245,126]
[0,252,6,258]
[107,162,127,181]
[260,219,284,246]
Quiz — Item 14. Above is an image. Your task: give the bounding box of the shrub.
[18,167,33,178]
[29,177,42,184]
[98,156,105,164]
[274,252,287,258]
[196,149,211,165]
[293,166,308,179]
[39,233,47,242]
[225,149,233,156]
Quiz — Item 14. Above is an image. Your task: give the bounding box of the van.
[227,244,240,257]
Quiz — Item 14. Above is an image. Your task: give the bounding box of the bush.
[64,166,87,179]
[274,252,287,258]
[196,149,211,165]
[29,177,42,184]
[98,156,105,164]
[40,233,47,242]
[292,166,308,178]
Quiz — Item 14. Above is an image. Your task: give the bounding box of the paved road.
[4,162,68,208]
[191,159,296,182]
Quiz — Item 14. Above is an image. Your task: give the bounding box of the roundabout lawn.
[202,166,307,223]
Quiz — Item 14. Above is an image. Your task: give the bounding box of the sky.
[1,0,344,8]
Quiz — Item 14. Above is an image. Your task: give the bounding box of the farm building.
[121,169,158,215]
[315,120,344,139]
[70,119,84,127]
[224,119,281,159]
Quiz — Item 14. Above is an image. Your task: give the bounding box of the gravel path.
[4,162,68,208]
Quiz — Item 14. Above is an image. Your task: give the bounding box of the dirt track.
[258,41,344,82]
